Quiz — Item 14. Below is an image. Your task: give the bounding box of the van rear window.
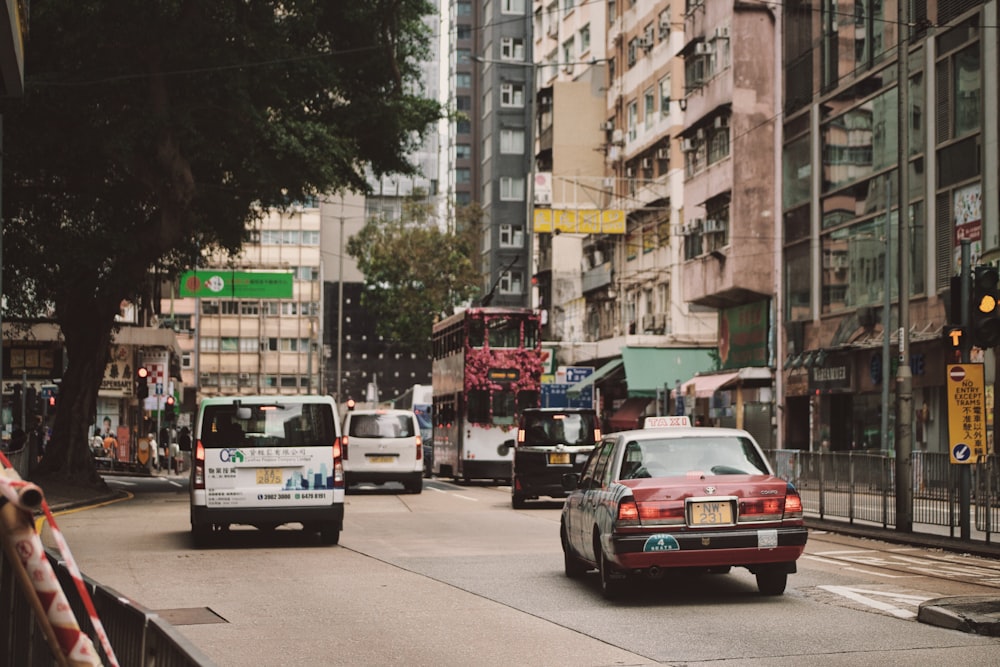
[200,402,335,448]
[348,414,415,438]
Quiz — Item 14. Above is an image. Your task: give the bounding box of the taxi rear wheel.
[755,569,787,595]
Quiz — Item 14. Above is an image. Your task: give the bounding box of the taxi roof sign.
[644,415,691,428]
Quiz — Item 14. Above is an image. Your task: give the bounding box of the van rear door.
[199,400,340,508]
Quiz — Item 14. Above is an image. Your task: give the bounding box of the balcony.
[582,262,612,293]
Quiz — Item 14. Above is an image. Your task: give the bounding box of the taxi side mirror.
[561,472,580,491]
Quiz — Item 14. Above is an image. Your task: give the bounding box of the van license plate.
[548,452,571,465]
[368,455,396,463]
[256,468,282,485]
[689,500,734,526]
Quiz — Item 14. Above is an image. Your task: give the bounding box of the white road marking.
[819,585,936,619]
[427,486,478,501]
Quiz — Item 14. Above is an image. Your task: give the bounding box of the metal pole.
[960,241,971,539]
[895,0,914,533]
[337,197,345,402]
[882,182,892,447]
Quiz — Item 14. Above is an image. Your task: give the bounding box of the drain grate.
[154,607,229,626]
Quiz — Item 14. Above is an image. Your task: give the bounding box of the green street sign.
[179,271,294,299]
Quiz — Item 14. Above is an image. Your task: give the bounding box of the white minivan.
[342,408,423,493]
[190,395,344,546]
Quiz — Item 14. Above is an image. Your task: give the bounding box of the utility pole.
[895,0,913,533]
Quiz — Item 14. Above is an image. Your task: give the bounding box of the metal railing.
[767,449,999,542]
[1,453,214,666]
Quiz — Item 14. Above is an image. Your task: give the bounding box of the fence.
[767,449,999,542]
[1,447,213,667]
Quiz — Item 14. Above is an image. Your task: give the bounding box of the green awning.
[621,347,717,398]
[566,359,624,397]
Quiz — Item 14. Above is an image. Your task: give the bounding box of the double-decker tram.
[431,307,543,483]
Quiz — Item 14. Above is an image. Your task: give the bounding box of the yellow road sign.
[946,363,987,464]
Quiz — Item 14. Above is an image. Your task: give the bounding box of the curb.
[917,597,1000,637]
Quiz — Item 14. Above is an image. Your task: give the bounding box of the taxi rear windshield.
[619,436,769,479]
[522,412,598,446]
[348,414,415,438]
[200,402,335,448]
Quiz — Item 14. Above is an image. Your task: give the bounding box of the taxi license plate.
[548,452,571,465]
[367,455,396,463]
[689,500,734,526]
[256,468,282,485]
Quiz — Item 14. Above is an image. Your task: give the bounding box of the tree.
[1,2,442,486]
[346,201,482,356]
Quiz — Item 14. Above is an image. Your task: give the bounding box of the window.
[301,230,319,245]
[644,88,655,128]
[704,198,730,251]
[658,8,671,39]
[456,24,472,41]
[659,76,671,116]
[499,224,524,248]
[683,220,703,260]
[500,177,525,201]
[561,0,574,13]
[456,48,471,64]
[221,301,239,315]
[221,337,238,353]
[500,128,525,153]
[457,0,471,15]
[456,95,472,112]
[200,337,220,352]
[501,83,524,107]
[456,143,471,159]
[579,24,591,53]
[627,101,638,141]
[502,0,525,14]
[457,118,471,134]
[627,38,638,67]
[562,38,574,65]
[501,38,525,61]
[456,168,471,184]
[499,270,524,294]
[240,338,258,353]
[707,123,730,164]
[181,352,192,369]
[456,72,471,88]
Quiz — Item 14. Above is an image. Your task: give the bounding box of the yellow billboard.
[533,209,626,234]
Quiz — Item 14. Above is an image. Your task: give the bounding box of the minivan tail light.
[517,428,525,444]
[416,434,422,460]
[342,435,349,460]
[193,440,206,489]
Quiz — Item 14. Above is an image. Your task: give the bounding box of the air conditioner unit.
[593,249,604,264]
[714,116,729,128]
[715,26,730,39]
[692,217,705,229]
[625,167,634,178]
[612,128,624,144]
[600,120,614,131]
[642,158,652,169]
[238,373,250,380]
[656,147,669,159]
[602,177,614,188]
[695,128,705,140]
[636,38,652,51]
[695,42,713,55]
[681,138,695,152]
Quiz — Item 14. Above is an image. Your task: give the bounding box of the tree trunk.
[34,303,118,488]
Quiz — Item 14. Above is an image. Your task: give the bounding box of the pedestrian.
[91,428,105,457]
[8,427,26,453]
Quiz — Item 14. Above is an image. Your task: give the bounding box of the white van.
[190,395,344,546]
[342,408,423,493]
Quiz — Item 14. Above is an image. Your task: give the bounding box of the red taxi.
[559,416,807,598]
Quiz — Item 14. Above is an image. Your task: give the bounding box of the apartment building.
[780,0,997,454]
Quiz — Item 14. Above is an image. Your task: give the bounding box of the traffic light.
[165,395,176,422]
[135,367,150,400]
[971,265,1000,348]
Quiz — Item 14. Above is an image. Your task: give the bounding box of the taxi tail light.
[517,428,526,445]
[333,437,345,489]
[636,501,686,525]
[783,485,803,519]
[739,497,784,521]
[416,434,423,460]
[593,428,602,441]
[193,440,206,489]
[617,497,640,525]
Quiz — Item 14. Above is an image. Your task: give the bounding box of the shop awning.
[608,397,653,431]
[620,346,717,398]
[567,359,624,397]
[682,371,740,398]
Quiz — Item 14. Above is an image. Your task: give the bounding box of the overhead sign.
[179,270,294,299]
[533,209,626,235]
[946,363,988,464]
